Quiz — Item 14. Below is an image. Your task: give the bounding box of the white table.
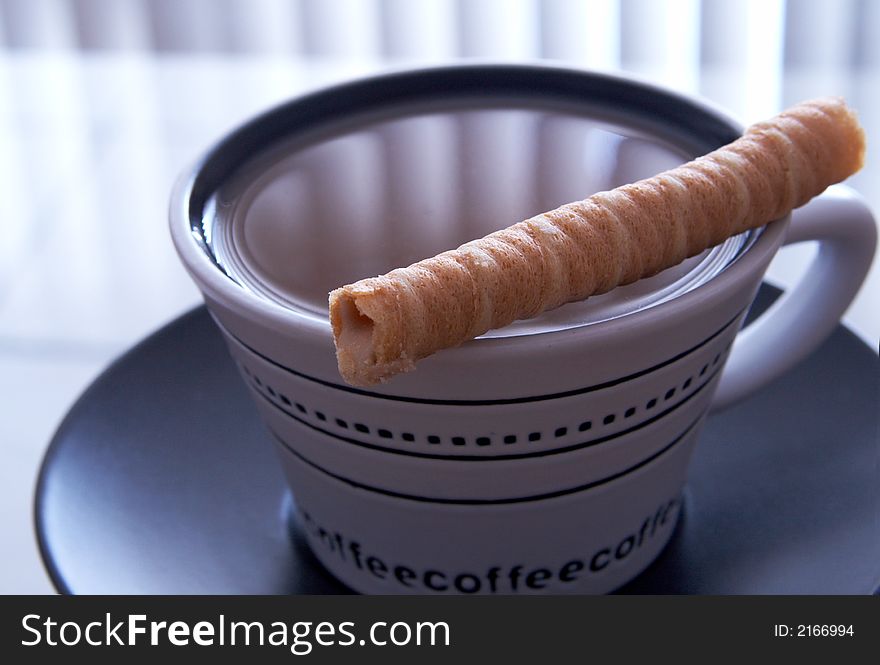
[1,53,877,593]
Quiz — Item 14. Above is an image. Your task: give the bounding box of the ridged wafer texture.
[329,97,865,386]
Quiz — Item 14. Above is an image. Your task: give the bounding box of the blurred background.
[1,0,878,593]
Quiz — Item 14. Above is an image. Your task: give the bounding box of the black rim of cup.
[183,63,743,268]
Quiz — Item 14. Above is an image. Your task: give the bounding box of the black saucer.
[35,286,879,594]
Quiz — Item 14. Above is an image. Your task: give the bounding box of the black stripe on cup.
[270,417,701,505]
[218,306,744,405]
[248,363,723,461]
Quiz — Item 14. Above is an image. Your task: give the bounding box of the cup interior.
[204,100,753,336]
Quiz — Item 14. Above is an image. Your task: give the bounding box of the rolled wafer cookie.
[329,97,866,386]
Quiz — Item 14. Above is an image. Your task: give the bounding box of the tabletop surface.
[2,52,879,593]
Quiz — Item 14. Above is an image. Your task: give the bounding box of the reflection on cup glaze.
[206,106,753,336]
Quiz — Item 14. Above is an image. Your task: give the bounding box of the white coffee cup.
[171,64,876,594]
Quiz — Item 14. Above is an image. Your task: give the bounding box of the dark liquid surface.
[206,105,750,336]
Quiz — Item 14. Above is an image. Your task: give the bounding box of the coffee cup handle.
[711,184,877,411]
